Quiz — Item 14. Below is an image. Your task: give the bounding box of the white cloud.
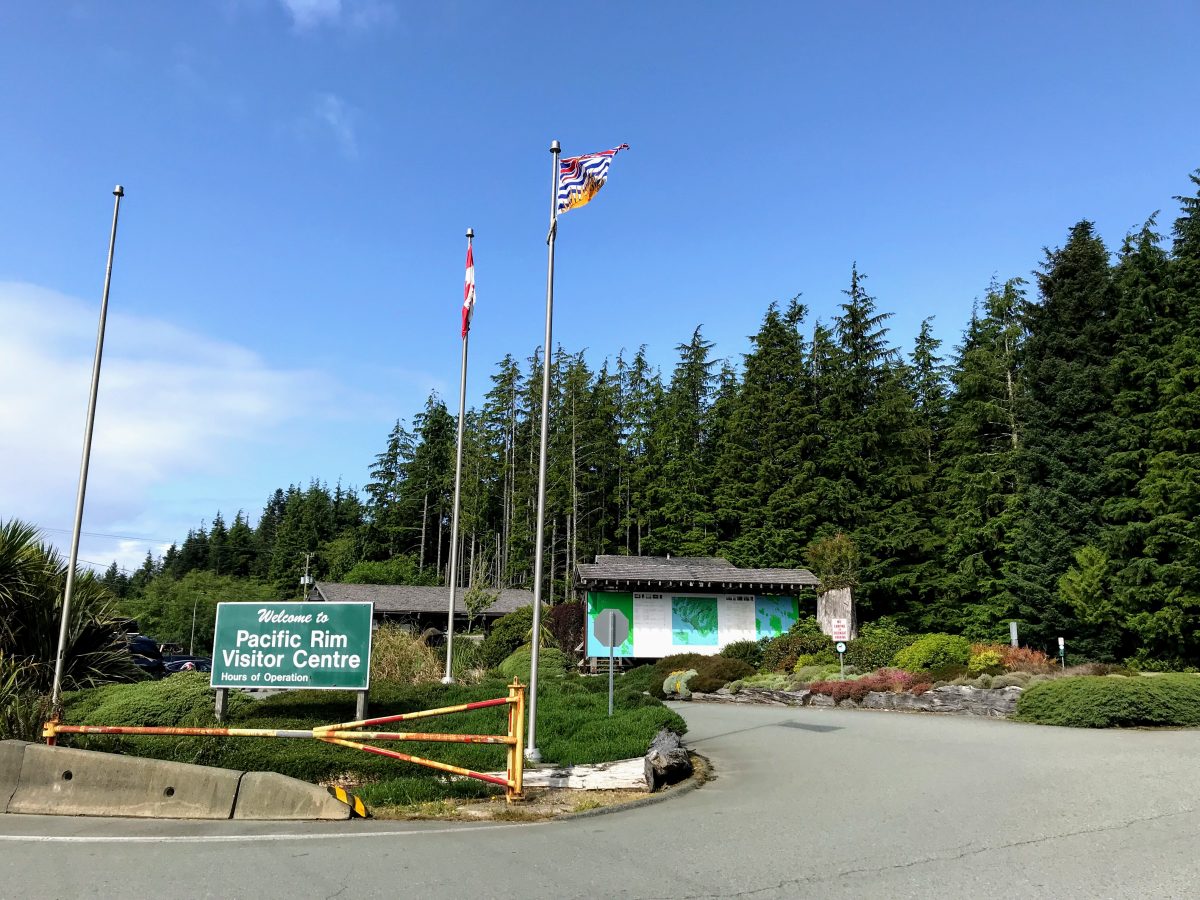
[279,0,342,29]
[311,92,359,159]
[0,282,343,570]
[277,0,395,31]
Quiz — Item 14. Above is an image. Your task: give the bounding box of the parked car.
[163,655,212,674]
[125,635,166,679]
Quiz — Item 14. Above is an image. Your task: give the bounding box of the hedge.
[62,672,685,782]
[1014,674,1200,728]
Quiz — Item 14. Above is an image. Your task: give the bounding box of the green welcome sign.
[210,601,373,690]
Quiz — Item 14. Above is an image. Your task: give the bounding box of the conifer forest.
[104,174,1200,667]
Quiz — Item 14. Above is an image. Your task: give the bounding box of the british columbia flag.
[556,144,629,215]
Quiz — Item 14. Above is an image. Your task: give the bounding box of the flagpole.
[527,140,560,761]
[51,184,125,711]
[443,227,474,684]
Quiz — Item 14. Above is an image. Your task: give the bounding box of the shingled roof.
[576,555,819,591]
[312,583,534,617]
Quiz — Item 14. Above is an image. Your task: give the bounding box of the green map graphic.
[672,597,718,645]
[755,596,798,638]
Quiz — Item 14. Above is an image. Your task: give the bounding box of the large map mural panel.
[671,597,719,646]
[755,596,799,639]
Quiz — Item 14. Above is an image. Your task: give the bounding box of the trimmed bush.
[63,672,685,782]
[620,664,663,697]
[687,656,755,693]
[809,668,918,702]
[1015,674,1200,728]
[761,617,827,672]
[1002,646,1057,674]
[967,644,1006,676]
[894,634,971,672]
[794,650,837,667]
[477,605,539,668]
[497,645,570,681]
[719,640,764,670]
[845,620,913,671]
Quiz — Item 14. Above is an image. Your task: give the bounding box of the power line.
[39,526,177,544]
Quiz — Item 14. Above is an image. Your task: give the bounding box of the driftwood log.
[644,728,692,792]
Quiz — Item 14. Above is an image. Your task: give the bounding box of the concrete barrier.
[1,740,29,812]
[8,744,242,819]
[232,772,351,820]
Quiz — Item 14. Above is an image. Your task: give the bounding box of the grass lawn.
[61,672,685,808]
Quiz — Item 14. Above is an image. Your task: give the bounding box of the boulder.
[644,729,691,792]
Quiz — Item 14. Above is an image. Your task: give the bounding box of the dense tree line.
[108,174,1200,666]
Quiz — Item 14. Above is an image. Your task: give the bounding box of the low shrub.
[792,663,840,684]
[620,664,664,697]
[1002,646,1057,674]
[1064,663,1136,677]
[687,656,756,693]
[761,617,826,672]
[845,620,913,671]
[992,671,1033,689]
[1014,673,1200,728]
[893,634,971,672]
[1122,651,1199,673]
[63,672,685,781]
[967,644,1006,676]
[496,645,570,682]
[719,640,764,670]
[731,672,797,693]
[808,668,918,702]
[653,653,712,676]
[477,605,540,669]
[794,650,837,667]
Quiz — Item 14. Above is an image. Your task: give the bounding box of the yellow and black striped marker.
[329,786,369,818]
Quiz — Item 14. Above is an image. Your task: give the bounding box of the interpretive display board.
[586,591,800,658]
[210,601,373,690]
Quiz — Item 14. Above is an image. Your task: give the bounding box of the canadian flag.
[461,244,476,338]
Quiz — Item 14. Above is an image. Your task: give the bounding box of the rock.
[644,729,692,792]
[860,685,1021,717]
[807,693,836,708]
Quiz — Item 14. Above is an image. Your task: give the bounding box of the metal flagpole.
[51,184,125,710]
[526,140,560,761]
[443,227,475,684]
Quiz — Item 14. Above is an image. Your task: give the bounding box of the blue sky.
[2,1,1198,574]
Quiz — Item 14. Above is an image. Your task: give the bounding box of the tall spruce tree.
[936,280,1027,637]
[1010,222,1120,646]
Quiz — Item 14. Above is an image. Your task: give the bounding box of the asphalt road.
[3,703,1199,899]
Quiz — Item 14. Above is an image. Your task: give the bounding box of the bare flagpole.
[527,141,561,761]
[443,227,475,684]
[51,185,125,710]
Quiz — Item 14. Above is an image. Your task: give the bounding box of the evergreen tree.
[937,280,1027,636]
[1010,222,1120,645]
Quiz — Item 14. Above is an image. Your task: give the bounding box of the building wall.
[586,590,801,658]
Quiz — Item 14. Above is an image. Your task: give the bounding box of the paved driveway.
[3,703,1198,898]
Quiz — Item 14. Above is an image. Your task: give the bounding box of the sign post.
[836,641,847,678]
[211,602,373,709]
[1058,636,1066,669]
[831,619,850,679]
[593,608,630,716]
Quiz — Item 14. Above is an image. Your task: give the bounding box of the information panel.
[210,601,373,690]
[586,592,799,658]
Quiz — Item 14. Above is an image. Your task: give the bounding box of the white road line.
[0,822,538,843]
